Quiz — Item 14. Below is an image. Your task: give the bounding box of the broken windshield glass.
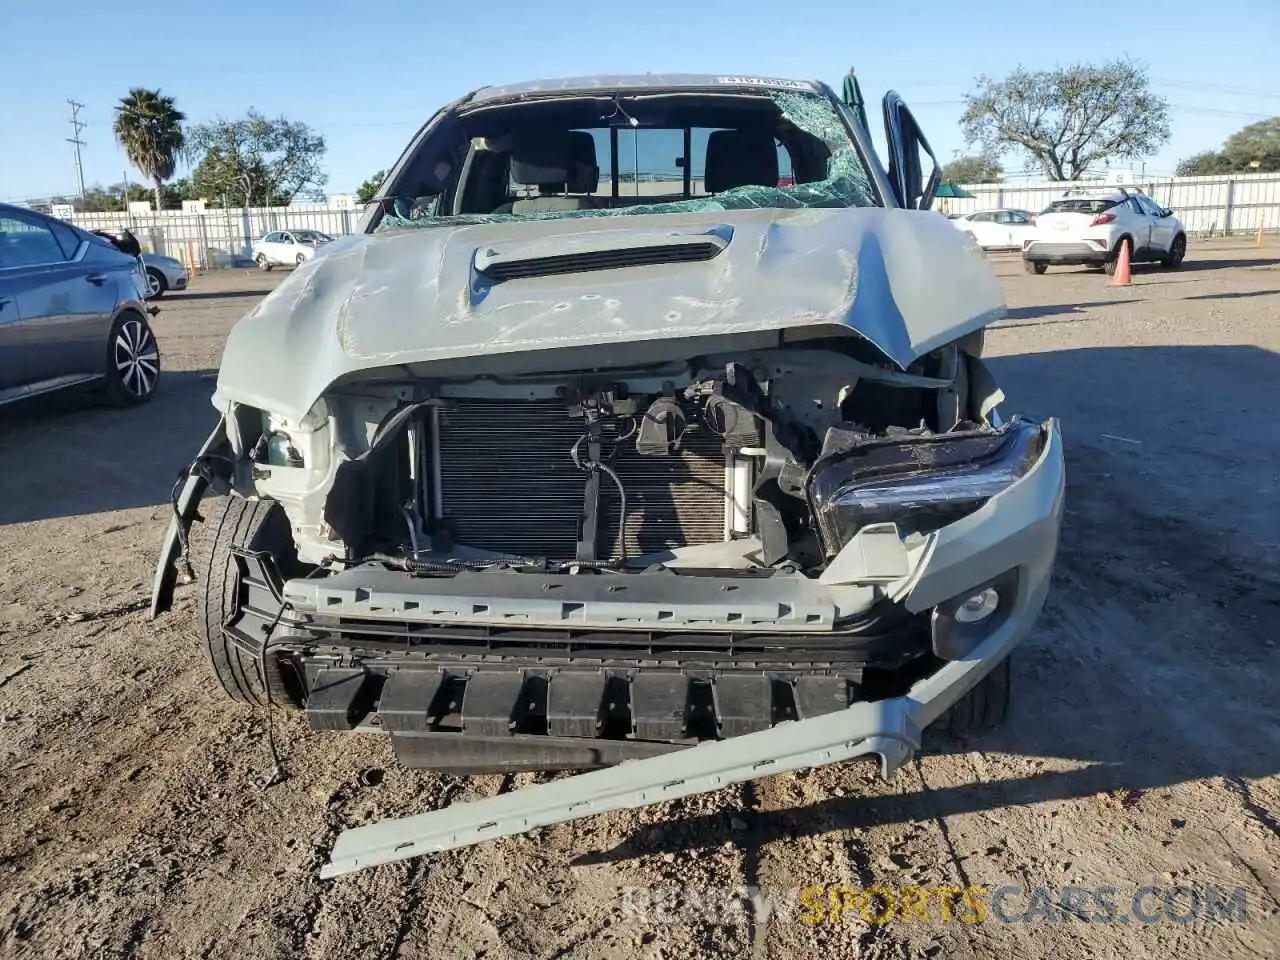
[376,90,877,231]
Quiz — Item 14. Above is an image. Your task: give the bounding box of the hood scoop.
[473,224,731,283]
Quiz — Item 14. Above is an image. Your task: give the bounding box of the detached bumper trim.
[319,598,1036,879]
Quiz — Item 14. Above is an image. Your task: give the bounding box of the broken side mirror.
[881,91,941,211]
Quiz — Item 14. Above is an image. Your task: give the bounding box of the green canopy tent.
[841,69,869,134]
[934,182,976,199]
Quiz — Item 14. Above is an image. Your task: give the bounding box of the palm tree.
[113,88,186,213]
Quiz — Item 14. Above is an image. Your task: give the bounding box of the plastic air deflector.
[547,671,606,738]
[306,668,377,731]
[379,672,440,733]
[461,672,525,736]
[794,676,853,719]
[712,674,772,737]
[630,673,688,740]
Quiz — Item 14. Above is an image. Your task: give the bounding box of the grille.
[436,399,728,560]
[478,242,721,282]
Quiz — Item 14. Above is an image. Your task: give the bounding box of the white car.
[252,229,334,270]
[139,253,189,298]
[952,208,1038,251]
[1022,188,1186,275]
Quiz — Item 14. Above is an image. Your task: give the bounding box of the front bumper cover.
[317,420,1063,877]
[320,574,1046,877]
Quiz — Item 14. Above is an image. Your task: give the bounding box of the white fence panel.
[68,205,373,269]
[937,171,1280,237]
[59,170,1280,270]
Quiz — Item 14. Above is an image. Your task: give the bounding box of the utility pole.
[67,99,88,201]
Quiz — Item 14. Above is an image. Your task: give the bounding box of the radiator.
[434,399,729,560]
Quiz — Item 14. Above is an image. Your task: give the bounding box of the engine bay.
[232,336,1003,574]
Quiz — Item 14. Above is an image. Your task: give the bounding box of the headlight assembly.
[807,418,1045,555]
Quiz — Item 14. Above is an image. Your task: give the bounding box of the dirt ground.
[1,242,1278,960]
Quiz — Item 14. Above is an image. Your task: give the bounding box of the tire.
[145,266,168,299]
[256,253,273,272]
[295,253,306,266]
[934,655,1011,735]
[1163,233,1186,269]
[1103,237,1131,276]
[103,311,160,406]
[1024,260,1047,275]
[197,497,304,708]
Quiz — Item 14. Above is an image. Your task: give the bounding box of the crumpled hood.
[214,205,1004,420]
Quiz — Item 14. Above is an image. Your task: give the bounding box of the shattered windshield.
[376,89,878,231]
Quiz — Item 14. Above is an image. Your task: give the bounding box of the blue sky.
[2,0,1277,202]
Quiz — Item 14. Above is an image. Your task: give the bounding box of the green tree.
[1176,118,1280,175]
[75,183,125,213]
[961,60,1170,181]
[1175,151,1234,176]
[357,169,388,204]
[113,88,187,211]
[186,110,327,208]
[940,154,1003,184]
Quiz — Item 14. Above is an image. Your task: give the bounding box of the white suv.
[1022,188,1186,275]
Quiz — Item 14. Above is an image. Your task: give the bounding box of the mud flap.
[320,697,923,879]
[149,416,232,619]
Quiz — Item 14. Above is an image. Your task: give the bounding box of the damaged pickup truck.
[152,73,1064,878]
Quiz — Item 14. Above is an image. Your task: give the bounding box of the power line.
[1152,78,1280,99]
[1167,104,1277,119]
[66,99,87,201]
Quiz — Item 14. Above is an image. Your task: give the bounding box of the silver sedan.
[140,252,189,298]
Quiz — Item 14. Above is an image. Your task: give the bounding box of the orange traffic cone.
[1112,239,1132,286]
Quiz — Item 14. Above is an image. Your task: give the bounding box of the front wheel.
[1162,234,1186,269]
[934,656,1012,735]
[197,497,305,708]
[295,253,307,266]
[1024,260,1047,275]
[256,253,273,272]
[145,266,168,299]
[103,311,160,406]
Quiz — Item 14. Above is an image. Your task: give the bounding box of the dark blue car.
[0,202,160,408]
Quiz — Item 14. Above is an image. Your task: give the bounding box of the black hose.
[595,461,629,560]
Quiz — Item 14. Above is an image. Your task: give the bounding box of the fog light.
[954,587,1000,624]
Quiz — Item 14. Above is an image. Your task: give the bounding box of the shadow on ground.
[1170,255,1280,273]
[161,289,270,302]
[1184,289,1280,301]
[0,369,220,525]
[999,300,1133,323]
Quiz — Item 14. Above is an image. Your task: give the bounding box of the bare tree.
[961,60,1170,181]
